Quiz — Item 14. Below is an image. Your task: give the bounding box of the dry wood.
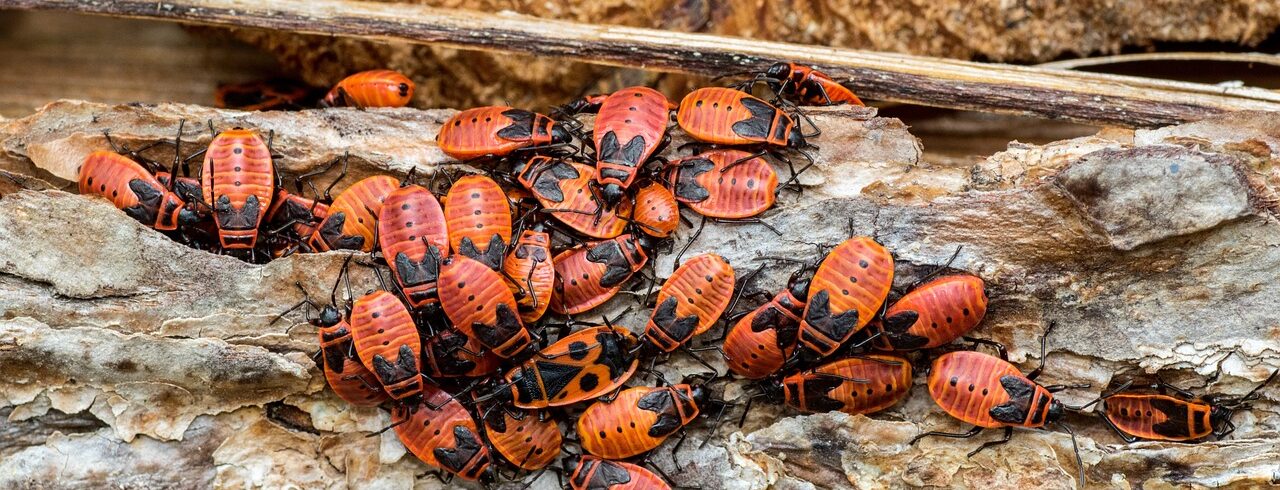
[5,0,1280,127]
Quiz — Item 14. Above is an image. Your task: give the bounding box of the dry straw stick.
[8,0,1280,127]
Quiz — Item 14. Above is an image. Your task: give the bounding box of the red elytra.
[782,354,911,415]
[590,87,671,206]
[444,175,511,270]
[631,181,680,238]
[378,184,449,309]
[722,268,810,379]
[868,274,988,351]
[676,87,805,148]
[567,455,670,490]
[644,253,736,352]
[438,253,532,358]
[576,384,708,459]
[308,175,398,252]
[322,69,414,108]
[348,290,422,401]
[517,156,631,239]
[797,236,894,358]
[481,408,562,471]
[393,384,492,481]
[502,227,555,323]
[436,106,570,161]
[78,150,188,231]
[550,234,649,315]
[666,149,777,219]
[201,129,275,249]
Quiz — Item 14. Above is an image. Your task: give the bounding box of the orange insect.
[201,128,276,249]
[378,184,449,309]
[315,303,390,407]
[643,253,736,353]
[266,187,329,241]
[566,455,670,490]
[78,150,192,231]
[913,326,1087,486]
[577,381,711,459]
[478,326,641,409]
[421,327,502,379]
[869,274,988,351]
[436,106,572,161]
[444,175,511,270]
[393,385,492,481]
[321,69,414,108]
[722,266,811,379]
[481,409,562,471]
[781,355,910,415]
[676,87,806,148]
[584,87,672,207]
[515,156,631,239]
[630,181,679,238]
[550,234,650,315]
[797,237,893,359]
[665,149,778,219]
[754,62,865,106]
[309,175,399,252]
[438,254,532,358]
[348,290,423,401]
[1095,371,1277,442]
[503,224,555,323]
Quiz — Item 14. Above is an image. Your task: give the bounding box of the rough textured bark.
[1,101,1278,488]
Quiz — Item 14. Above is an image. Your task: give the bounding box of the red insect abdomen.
[201,129,275,249]
[676,88,760,145]
[783,354,911,415]
[644,253,736,352]
[483,409,561,470]
[550,235,648,315]
[927,351,1024,428]
[877,274,988,350]
[324,69,414,108]
[394,385,491,481]
[349,291,422,400]
[378,184,449,308]
[78,150,183,230]
[797,237,894,357]
[310,175,398,252]
[631,182,679,238]
[577,385,701,459]
[568,456,670,490]
[723,290,804,379]
[1102,394,1212,441]
[444,175,511,270]
[439,254,531,358]
[593,87,670,189]
[436,107,559,160]
[668,149,777,219]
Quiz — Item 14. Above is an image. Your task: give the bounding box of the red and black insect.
[1093,370,1277,442]
[478,326,640,409]
[643,253,736,353]
[321,69,414,108]
[630,181,679,238]
[265,187,329,243]
[796,236,893,359]
[503,224,555,323]
[393,384,492,481]
[349,290,423,401]
[315,304,390,407]
[781,355,910,415]
[913,326,1087,486]
[565,455,670,490]
[550,234,650,315]
[573,87,672,207]
[676,87,806,148]
[438,254,532,359]
[515,156,631,239]
[481,408,562,471]
[722,266,811,379]
[215,78,317,111]
[444,175,511,270]
[78,150,194,231]
[665,149,778,219]
[378,184,449,309]
[436,106,572,161]
[201,128,276,249]
[747,62,865,107]
[576,379,713,459]
[420,327,502,379]
[867,274,988,351]
[308,175,399,252]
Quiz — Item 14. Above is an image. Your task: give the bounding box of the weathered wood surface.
[7,0,1280,127]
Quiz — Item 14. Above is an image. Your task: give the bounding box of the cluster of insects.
[79,64,1276,489]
